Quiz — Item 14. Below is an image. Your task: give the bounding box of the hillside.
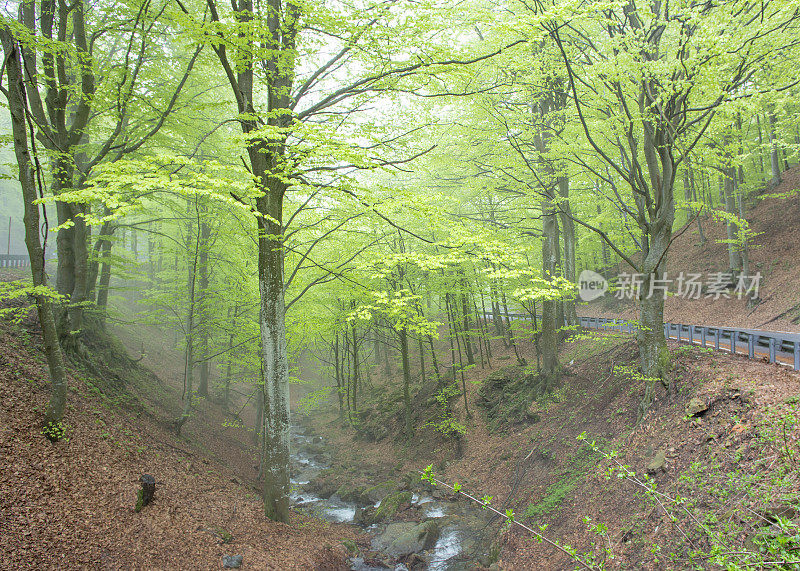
[0,303,355,569]
[300,325,800,569]
[582,166,800,332]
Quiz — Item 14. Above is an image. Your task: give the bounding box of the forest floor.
[581,165,800,332]
[303,327,800,569]
[0,294,357,570]
[299,168,800,567]
[4,168,800,570]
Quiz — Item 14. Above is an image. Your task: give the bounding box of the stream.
[288,424,494,570]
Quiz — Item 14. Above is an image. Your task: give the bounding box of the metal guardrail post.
[700,327,706,347]
[677,325,681,343]
[729,330,736,354]
[795,342,800,371]
[769,338,776,364]
[748,334,755,359]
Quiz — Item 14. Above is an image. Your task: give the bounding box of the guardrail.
[0,254,30,268]
[578,316,800,371]
[483,311,800,371]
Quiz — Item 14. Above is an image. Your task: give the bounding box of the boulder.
[686,397,708,416]
[372,522,417,552]
[336,483,368,503]
[646,450,666,473]
[222,554,243,568]
[386,520,440,557]
[307,472,339,499]
[362,480,399,504]
[364,491,413,524]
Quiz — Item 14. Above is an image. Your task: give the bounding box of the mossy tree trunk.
[1,30,68,430]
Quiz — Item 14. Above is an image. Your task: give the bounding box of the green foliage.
[425,382,467,438]
[523,444,598,521]
[0,281,66,323]
[420,465,599,569]
[578,418,800,569]
[41,420,67,442]
[134,489,145,513]
[295,387,333,416]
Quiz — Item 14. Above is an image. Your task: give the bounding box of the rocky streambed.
[288,424,497,570]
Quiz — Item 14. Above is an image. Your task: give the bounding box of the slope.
[583,166,800,331]
[0,299,355,569]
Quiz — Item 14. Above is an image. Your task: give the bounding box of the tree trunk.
[636,189,674,419]
[557,177,579,328]
[723,167,743,273]
[2,32,68,431]
[458,272,476,366]
[769,113,782,186]
[223,306,237,409]
[86,219,111,302]
[351,312,358,413]
[197,220,210,398]
[255,178,291,523]
[598,203,611,272]
[540,191,560,390]
[177,214,198,435]
[399,327,413,439]
[95,238,113,312]
[687,165,706,245]
[334,333,343,419]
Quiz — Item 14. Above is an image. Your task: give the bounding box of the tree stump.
[135,474,156,512]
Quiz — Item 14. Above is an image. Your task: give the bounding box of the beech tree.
[1,0,200,350]
[534,0,800,415]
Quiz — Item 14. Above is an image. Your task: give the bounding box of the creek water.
[289,424,490,570]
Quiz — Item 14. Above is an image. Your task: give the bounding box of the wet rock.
[392,520,440,557]
[373,520,440,558]
[686,398,708,416]
[341,539,358,554]
[352,506,366,525]
[362,480,399,504]
[646,450,666,474]
[373,522,415,551]
[336,483,368,503]
[222,554,243,568]
[307,472,339,499]
[364,491,413,524]
[405,553,427,570]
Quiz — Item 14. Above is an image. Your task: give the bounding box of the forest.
[2,0,800,569]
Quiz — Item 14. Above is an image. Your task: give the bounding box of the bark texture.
[1,29,69,430]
